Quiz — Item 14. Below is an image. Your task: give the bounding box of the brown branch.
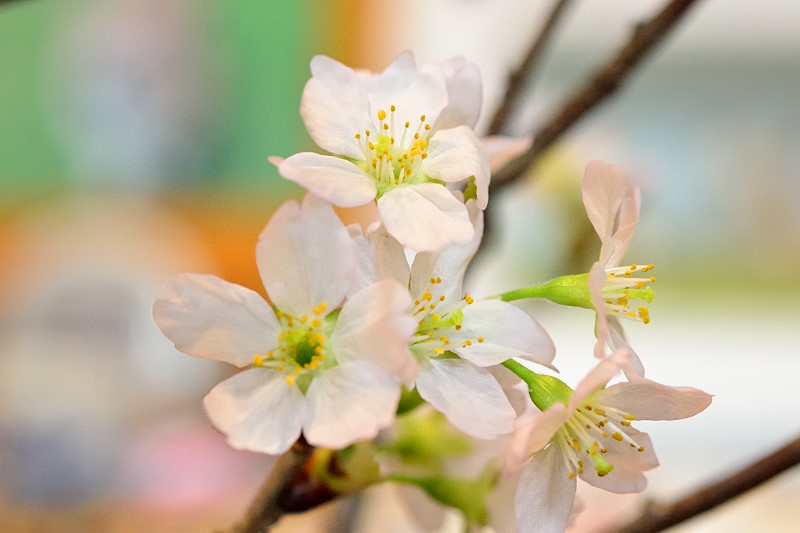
[610,434,800,533]
[486,0,575,136]
[229,438,315,533]
[490,0,701,192]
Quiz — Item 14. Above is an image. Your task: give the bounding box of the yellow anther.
[477,337,485,343]
[594,409,605,416]
[625,414,636,420]
[439,295,445,302]
[267,351,274,359]
[463,340,472,347]
[420,114,426,121]
[277,365,284,371]
[253,354,264,367]
[650,276,656,282]
[465,294,474,304]
[455,325,462,331]
[377,109,386,120]
[612,432,624,441]
[600,448,608,454]
[569,472,575,479]
[277,331,284,341]
[314,345,323,355]
[572,439,581,452]
[440,336,449,343]
[590,442,599,455]
[355,133,361,139]
[404,121,410,128]
[637,446,645,452]
[433,348,445,355]
[312,319,322,328]
[414,299,420,306]
[621,420,631,426]
[431,313,441,321]
[423,292,432,301]
[631,264,637,269]
[429,277,436,284]
[285,375,295,386]
[383,123,389,131]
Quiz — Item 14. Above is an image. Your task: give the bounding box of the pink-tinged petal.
[153,274,279,367]
[523,403,569,456]
[515,445,577,533]
[449,300,556,367]
[330,279,418,386]
[274,152,376,207]
[606,187,641,267]
[415,358,516,439]
[483,135,533,173]
[301,55,372,159]
[580,430,657,493]
[256,195,356,316]
[423,56,482,130]
[607,316,645,377]
[581,160,628,251]
[203,368,305,455]
[588,262,611,359]
[569,350,631,411]
[595,379,712,421]
[304,361,400,448]
[362,51,448,129]
[423,126,490,209]
[378,184,474,252]
[410,200,483,303]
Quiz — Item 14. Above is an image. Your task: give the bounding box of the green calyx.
[388,472,493,527]
[497,273,593,310]
[502,359,573,412]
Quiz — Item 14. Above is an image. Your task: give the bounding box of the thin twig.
[230,438,315,533]
[486,0,575,136]
[610,434,800,533]
[490,0,701,192]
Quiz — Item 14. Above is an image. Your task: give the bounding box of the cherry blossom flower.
[153,195,416,455]
[270,51,490,252]
[350,202,556,439]
[582,160,654,374]
[508,350,712,532]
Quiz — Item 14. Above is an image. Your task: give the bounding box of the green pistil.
[496,273,593,309]
[416,307,463,334]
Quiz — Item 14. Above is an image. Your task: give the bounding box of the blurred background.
[0,0,797,531]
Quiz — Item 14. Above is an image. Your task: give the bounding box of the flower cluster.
[153,52,711,532]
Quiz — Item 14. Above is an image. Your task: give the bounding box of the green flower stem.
[495,273,593,309]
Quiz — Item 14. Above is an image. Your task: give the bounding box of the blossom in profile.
[509,350,712,532]
[582,160,654,374]
[270,51,489,252]
[153,195,417,455]
[350,201,556,439]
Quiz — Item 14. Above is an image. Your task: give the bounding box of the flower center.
[409,276,478,359]
[603,264,655,324]
[252,301,332,391]
[555,398,645,479]
[354,105,432,193]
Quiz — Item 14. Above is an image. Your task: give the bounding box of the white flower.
[510,350,712,533]
[152,195,417,454]
[351,202,556,439]
[582,160,654,375]
[270,51,490,252]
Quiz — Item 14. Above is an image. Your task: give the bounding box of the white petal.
[483,135,533,173]
[581,160,629,251]
[522,403,569,456]
[569,350,631,411]
[605,187,641,267]
[608,316,645,377]
[410,200,484,303]
[588,262,611,359]
[330,279,418,385]
[301,55,372,159]
[256,195,355,316]
[354,224,411,292]
[423,126,490,209]
[275,152,377,207]
[515,445,577,533]
[378,184,474,252]
[203,368,305,455]
[595,379,713,421]
[415,358,516,439]
[362,51,448,129]
[304,361,400,448]
[449,300,556,367]
[153,274,279,367]
[423,56,483,130]
[580,429,657,493]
